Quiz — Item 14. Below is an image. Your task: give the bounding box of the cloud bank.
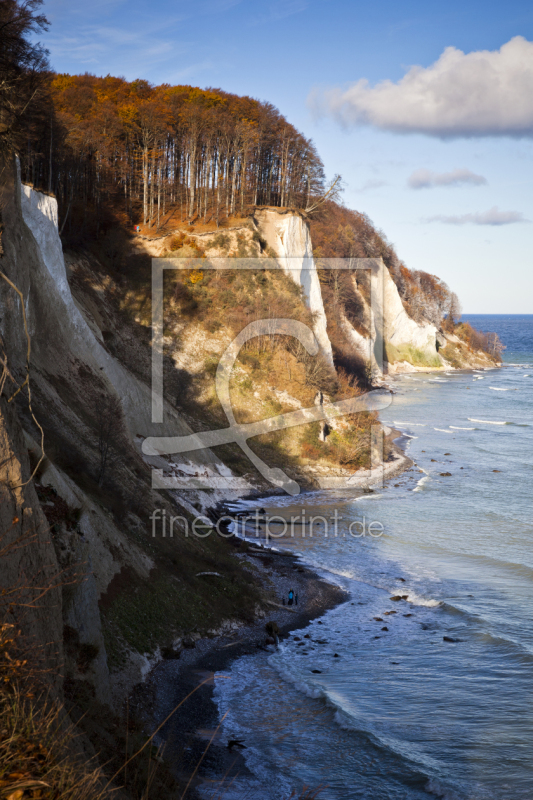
[409,168,487,189]
[426,207,527,226]
[310,36,533,138]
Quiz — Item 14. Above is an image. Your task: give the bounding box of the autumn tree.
[0,0,49,162]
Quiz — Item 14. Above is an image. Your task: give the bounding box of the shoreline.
[130,548,348,794]
[130,426,414,795]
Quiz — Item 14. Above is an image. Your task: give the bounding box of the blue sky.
[39,0,533,312]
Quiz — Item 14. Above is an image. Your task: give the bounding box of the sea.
[207,315,533,800]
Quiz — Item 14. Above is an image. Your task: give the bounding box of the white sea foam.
[405,592,442,608]
[434,428,454,433]
[468,418,507,425]
[394,421,427,427]
[414,475,430,492]
[490,387,512,391]
[354,493,384,502]
[450,426,475,430]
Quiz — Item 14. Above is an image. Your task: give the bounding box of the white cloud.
[409,168,487,189]
[310,36,533,138]
[425,207,528,225]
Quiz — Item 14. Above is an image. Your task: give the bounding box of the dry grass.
[0,688,109,800]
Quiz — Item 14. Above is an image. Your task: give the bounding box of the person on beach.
[288,589,294,606]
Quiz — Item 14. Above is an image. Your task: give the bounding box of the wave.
[468,418,507,425]
[414,475,430,492]
[405,591,441,608]
[270,658,440,782]
[434,428,454,433]
[489,387,513,391]
[468,418,530,428]
[449,426,475,430]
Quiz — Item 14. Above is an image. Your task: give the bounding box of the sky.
[38,0,533,313]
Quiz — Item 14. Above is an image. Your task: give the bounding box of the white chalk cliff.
[253,208,334,366]
[253,207,441,375]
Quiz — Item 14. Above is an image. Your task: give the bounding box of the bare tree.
[305,174,342,215]
[445,292,462,332]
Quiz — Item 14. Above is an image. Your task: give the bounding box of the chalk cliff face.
[253,208,334,366]
[0,165,258,705]
[253,207,441,375]
[381,267,438,354]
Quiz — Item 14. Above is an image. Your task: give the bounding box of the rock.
[315,639,328,644]
[431,459,437,462]
[440,472,452,477]
[293,636,301,641]
[493,469,501,473]
[304,634,311,639]
[182,637,196,649]
[373,636,380,639]
[443,636,460,643]
[265,636,276,645]
[396,578,406,582]
[311,669,322,674]
[373,617,384,621]
[333,653,340,658]
[161,646,181,660]
[444,453,451,456]
[265,621,279,638]
[381,626,389,631]
[384,611,397,616]
[403,613,413,617]
[390,661,399,665]
[317,621,323,624]
[228,739,246,750]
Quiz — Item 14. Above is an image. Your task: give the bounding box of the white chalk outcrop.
[381,266,438,355]
[253,208,334,366]
[254,208,442,376]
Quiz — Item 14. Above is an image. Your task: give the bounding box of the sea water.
[208,315,533,800]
